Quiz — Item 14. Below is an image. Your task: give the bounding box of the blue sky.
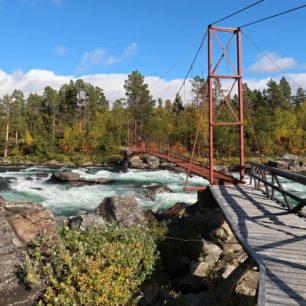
[0,0,305,101]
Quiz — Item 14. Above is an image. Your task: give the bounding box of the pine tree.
[190,76,207,108]
[293,87,306,110]
[279,76,292,109]
[172,94,184,114]
[124,71,155,140]
[265,79,282,110]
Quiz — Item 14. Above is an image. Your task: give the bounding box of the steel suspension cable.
[239,4,306,28]
[176,0,265,98]
[184,81,209,188]
[149,39,202,91]
[242,84,264,164]
[241,31,303,90]
[211,0,264,25]
[177,31,208,96]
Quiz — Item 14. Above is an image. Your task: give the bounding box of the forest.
[0,70,305,165]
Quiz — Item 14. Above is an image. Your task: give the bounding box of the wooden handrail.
[249,162,306,214]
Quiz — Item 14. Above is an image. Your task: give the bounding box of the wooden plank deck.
[210,184,306,306]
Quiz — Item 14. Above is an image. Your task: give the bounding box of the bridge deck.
[210,184,306,306]
[130,149,240,185]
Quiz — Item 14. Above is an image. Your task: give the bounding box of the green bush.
[21,225,158,305]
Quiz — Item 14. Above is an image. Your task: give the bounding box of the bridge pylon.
[208,25,244,184]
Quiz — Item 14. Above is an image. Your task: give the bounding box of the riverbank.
[0,192,259,305]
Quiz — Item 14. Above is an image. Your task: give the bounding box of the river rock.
[235,270,259,296]
[146,155,160,169]
[50,171,80,182]
[35,172,49,179]
[223,236,243,254]
[268,153,305,171]
[0,202,55,305]
[68,212,107,230]
[212,222,234,241]
[201,240,223,266]
[78,178,114,185]
[190,240,223,277]
[129,156,147,169]
[282,153,304,166]
[121,155,129,172]
[0,177,17,192]
[163,202,188,218]
[46,159,60,166]
[145,184,172,194]
[142,184,172,200]
[222,264,236,279]
[3,202,57,243]
[49,172,113,186]
[95,195,146,226]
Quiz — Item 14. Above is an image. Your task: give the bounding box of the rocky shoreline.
[0,189,259,305]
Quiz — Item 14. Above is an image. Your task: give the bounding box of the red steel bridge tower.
[208,25,244,184]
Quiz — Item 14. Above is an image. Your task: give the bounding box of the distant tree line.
[0,71,304,164]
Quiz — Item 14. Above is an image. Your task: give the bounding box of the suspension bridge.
[127,10,306,305]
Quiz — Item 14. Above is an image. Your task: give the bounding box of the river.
[0,166,207,216]
[0,166,305,216]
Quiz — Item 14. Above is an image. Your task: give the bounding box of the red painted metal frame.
[208,25,244,184]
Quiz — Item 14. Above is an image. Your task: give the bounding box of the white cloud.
[0,68,304,104]
[77,42,138,72]
[53,45,68,55]
[0,69,188,103]
[78,48,107,71]
[122,42,138,58]
[249,51,297,73]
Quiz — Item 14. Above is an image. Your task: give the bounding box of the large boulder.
[95,195,146,226]
[141,184,172,200]
[146,155,160,169]
[190,241,223,277]
[282,153,304,166]
[235,270,259,296]
[129,156,147,169]
[3,202,57,243]
[212,222,234,241]
[162,202,188,218]
[268,153,305,171]
[222,236,243,254]
[68,211,107,230]
[50,171,80,182]
[0,202,56,305]
[49,172,114,186]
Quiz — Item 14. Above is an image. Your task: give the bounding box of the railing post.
[250,164,253,185]
[271,175,275,201]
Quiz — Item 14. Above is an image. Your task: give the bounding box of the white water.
[0,167,208,215]
[0,167,304,216]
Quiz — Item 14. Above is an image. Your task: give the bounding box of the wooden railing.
[249,162,306,214]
